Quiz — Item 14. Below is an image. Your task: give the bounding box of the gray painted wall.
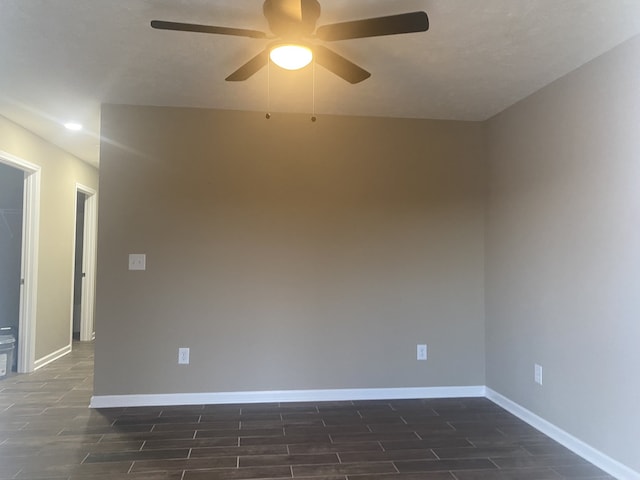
[93,34,640,476]
[95,107,487,396]
[486,36,640,472]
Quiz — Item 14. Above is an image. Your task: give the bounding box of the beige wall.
[95,106,487,395]
[0,116,99,360]
[486,35,640,472]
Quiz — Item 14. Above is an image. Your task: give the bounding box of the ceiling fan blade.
[226,49,270,81]
[151,20,267,39]
[316,11,428,41]
[314,45,370,84]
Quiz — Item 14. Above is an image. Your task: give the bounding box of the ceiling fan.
[151,0,429,84]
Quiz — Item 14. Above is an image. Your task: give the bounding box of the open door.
[0,162,23,372]
[75,184,97,342]
[0,150,41,373]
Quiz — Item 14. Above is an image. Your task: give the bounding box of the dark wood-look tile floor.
[0,342,614,480]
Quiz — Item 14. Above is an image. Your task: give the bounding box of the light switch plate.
[128,254,146,271]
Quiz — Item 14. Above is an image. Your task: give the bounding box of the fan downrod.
[263,0,321,39]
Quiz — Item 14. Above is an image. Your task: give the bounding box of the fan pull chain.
[266,58,271,120]
[311,56,317,122]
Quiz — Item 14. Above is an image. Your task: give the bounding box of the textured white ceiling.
[1,0,639,167]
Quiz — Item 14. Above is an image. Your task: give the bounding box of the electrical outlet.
[417,344,427,361]
[534,364,543,385]
[128,254,146,271]
[178,348,190,365]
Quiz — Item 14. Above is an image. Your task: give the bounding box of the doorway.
[72,192,86,340]
[0,162,24,372]
[0,150,40,373]
[73,184,97,342]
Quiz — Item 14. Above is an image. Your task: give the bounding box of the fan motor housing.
[263,0,321,39]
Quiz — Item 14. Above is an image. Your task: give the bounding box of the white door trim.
[75,184,97,342]
[0,150,40,373]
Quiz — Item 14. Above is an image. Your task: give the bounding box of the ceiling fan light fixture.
[269,44,313,70]
[152,5,429,83]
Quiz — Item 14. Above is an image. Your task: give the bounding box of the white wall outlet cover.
[534,364,543,385]
[128,254,146,271]
[417,344,428,361]
[178,347,190,365]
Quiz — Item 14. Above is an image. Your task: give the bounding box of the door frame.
[0,150,41,373]
[74,184,97,342]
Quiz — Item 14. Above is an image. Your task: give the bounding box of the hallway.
[0,343,612,479]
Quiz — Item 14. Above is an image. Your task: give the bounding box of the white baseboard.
[89,384,638,479]
[90,385,486,409]
[34,344,72,371]
[486,388,639,480]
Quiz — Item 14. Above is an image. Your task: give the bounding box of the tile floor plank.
[0,342,617,479]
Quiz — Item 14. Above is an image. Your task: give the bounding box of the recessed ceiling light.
[64,122,83,131]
